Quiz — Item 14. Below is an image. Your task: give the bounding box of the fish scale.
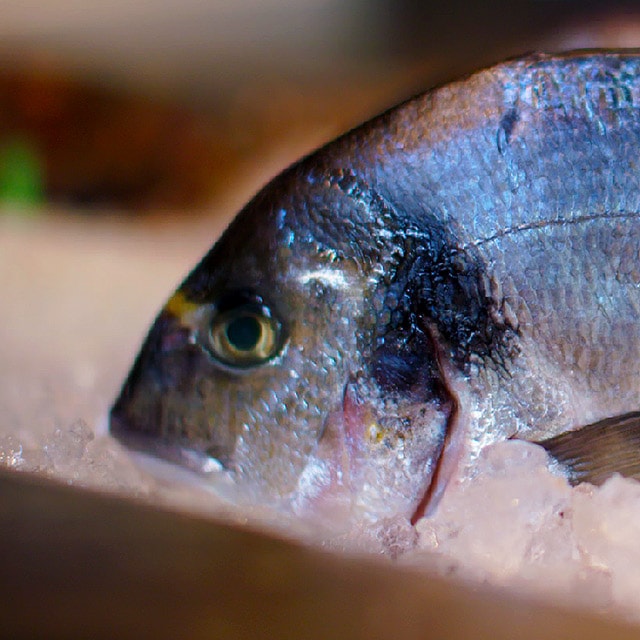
[111,51,640,533]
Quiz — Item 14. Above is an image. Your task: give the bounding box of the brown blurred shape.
[0,69,221,209]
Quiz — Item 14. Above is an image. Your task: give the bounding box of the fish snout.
[109,311,215,452]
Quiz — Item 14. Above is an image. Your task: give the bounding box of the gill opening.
[410,327,463,525]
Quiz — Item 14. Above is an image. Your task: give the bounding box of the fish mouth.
[110,411,230,479]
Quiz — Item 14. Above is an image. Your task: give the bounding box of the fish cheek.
[220,311,354,497]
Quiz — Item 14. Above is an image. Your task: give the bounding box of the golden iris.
[209,304,281,367]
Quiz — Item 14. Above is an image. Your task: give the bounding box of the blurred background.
[2,0,640,214]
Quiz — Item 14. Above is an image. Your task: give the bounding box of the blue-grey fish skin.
[111,52,640,527]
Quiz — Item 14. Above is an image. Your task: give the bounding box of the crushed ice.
[407,440,639,621]
[3,422,640,622]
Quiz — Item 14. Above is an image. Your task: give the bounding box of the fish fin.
[536,411,640,486]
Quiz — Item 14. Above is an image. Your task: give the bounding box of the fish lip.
[109,412,229,477]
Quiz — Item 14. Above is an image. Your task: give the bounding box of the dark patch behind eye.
[321,168,515,370]
[384,234,515,372]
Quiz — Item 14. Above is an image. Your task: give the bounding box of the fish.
[110,51,640,530]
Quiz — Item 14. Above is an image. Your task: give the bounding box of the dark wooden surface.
[1,468,639,639]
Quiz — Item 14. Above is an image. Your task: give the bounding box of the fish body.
[111,52,640,529]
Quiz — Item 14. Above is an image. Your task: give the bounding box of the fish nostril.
[159,327,191,353]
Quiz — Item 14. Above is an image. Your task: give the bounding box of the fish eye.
[208,300,282,367]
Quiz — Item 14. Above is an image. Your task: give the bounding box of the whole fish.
[111,51,640,529]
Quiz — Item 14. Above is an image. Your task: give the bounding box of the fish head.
[110,164,454,528]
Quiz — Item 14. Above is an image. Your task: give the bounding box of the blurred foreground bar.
[2,468,639,640]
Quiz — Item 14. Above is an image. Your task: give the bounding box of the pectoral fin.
[536,411,640,486]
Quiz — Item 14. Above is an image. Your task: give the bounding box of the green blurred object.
[0,136,44,209]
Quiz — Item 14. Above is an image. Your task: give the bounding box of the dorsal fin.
[537,411,640,486]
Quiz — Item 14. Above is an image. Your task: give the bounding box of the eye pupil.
[225,315,261,351]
